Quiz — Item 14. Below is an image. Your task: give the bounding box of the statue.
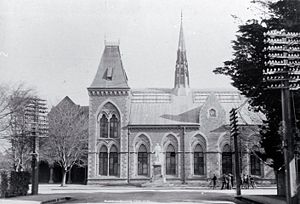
[153,143,162,165]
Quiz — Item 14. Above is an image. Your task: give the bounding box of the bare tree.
[44,97,88,186]
[0,83,35,171]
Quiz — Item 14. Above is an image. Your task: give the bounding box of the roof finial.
[181,10,183,23]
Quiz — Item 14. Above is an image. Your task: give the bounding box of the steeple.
[173,13,190,96]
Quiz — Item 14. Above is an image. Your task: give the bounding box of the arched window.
[209,109,217,117]
[99,146,108,175]
[138,144,148,176]
[222,144,232,174]
[109,145,119,176]
[166,144,176,175]
[100,115,108,138]
[109,114,119,138]
[194,144,204,175]
[250,146,261,176]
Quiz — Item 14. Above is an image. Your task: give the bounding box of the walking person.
[221,174,227,190]
[246,175,250,189]
[242,174,247,189]
[229,173,234,188]
[212,174,217,189]
[227,174,232,190]
[249,176,255,189]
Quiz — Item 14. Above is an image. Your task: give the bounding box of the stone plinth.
[151,164,166,183]
[141,164,166,187]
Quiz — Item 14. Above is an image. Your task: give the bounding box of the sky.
[0,0,260,107]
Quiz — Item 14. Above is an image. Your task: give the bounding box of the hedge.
[0,171,8,198]
[0,171,30,197]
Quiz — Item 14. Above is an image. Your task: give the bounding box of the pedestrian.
[229,174,233,188]
[246,175,250,189]
[225,174,229,189]
[221,174,227,190]
[249,176,255,189]
[212,174,217,189]
[229,173,234,188]
[227,174,232,190]
[242,174,247,189]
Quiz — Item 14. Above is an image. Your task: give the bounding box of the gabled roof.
[90,44,129,89]
[56,96,76,107]
[129,89,264,126]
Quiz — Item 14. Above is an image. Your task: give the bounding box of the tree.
[0,84,35,171]
[214,0,300,194]
[45,97,88,186]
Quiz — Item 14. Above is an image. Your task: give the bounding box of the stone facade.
[86,19,275,185]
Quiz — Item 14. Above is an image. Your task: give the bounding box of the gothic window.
[109,114,119,138]
[250,146,261,176]
[99,146,108,176]
[109,145,119,176]
[209,109,217,117]
[138,144,148,176]
[222,144,232,174]
[100,115,108,138]
[194,144,204,175]
[166,144,176,175]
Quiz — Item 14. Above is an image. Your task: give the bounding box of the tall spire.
[178,11,185,51]
[173,12,190,96]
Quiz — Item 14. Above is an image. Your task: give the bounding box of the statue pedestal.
[151,164,166,183]
[141,164,166,187]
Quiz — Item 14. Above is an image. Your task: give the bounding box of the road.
[4,184,277,204]
[61,189,252,204]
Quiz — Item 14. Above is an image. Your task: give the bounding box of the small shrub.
[9,171,30,196]
[0,171,8,198]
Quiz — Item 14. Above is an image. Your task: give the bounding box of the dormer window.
[105,67,113,80]
[209,108,217,118]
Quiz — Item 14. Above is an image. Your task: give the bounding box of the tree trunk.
[276,169,286,196]
[61,169,67,187]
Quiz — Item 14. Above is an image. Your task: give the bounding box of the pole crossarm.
[24,97,49,195]
[263,30,300,204]
[263,30,300,90]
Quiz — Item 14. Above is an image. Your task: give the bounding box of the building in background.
[86,18,274,185]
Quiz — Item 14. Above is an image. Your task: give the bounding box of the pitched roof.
[129,89,264,126]
[90,44,129,89]
[56,96,76,107]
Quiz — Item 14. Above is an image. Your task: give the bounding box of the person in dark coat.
[221,174,227,190]
[212,174,217,189]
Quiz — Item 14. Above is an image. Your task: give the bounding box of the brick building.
[86,19,274,185]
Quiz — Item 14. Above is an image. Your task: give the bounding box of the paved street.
[1,184,278,204]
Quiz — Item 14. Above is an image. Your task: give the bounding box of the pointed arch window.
[250,146,261,176]
[166,144,176,175]
[109,145,119,176]
[99,146,108,176]
[222,144,232,174]
[109,114,119,138]
[100,115,108,138]
[138,144,148,176]
[194,144,204,175]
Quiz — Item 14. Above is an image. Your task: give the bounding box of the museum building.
[86,19,274,185]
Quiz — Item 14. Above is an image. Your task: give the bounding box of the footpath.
[0,184,285,204]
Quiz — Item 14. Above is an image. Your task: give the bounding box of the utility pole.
[25,97,48,195]
[230,108,241,196]
[264,30,300,204]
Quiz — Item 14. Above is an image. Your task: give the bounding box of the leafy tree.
[44,97,88,186]
[214,0,300,192]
